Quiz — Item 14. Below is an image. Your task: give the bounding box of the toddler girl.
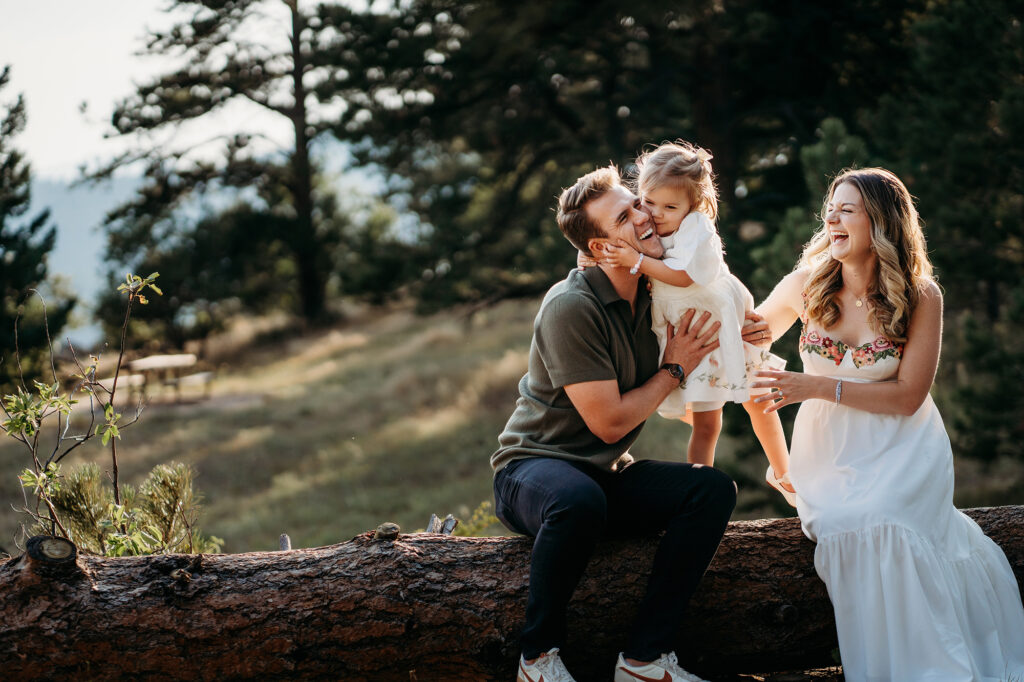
[602,141,795,504]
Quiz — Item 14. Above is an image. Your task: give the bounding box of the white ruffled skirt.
[791,393,1024,681]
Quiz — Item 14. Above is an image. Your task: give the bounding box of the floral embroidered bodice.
[798,312,904,381]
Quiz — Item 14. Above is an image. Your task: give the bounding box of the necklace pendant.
[855,299,864,308]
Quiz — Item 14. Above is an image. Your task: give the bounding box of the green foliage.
[2,380,76,440]
[452,500,501,537]
[45,462,222,556]
[321,0,922,309]
[863,0,1024,462]
[750,118,870,296]
[18,462,61,497]
[0,65,74,391]
[0,271,206,552]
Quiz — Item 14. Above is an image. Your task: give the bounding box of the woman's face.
[825,182,873,262]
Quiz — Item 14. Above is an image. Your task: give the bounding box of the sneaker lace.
[534,648,576,682]
[653,652,705,682]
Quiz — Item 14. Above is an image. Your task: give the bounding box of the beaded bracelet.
[629,253,645,275]
[835,379,843,404]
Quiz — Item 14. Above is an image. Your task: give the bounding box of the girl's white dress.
[790,320,1024,681]
[649,211,783,417]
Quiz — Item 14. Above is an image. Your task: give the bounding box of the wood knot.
[169,568,192,583]
[374,522,401,541]
[774,604,798,624]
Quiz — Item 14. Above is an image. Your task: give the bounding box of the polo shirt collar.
[581,266,651,313]
[581,266,619,306]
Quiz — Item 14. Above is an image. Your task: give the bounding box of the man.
[492,166,741,682]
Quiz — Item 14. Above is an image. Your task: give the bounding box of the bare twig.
[13,303,26,391]
[107,293,136,509]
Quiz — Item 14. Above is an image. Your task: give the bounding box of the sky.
[1,0,172,179]
[0,0,290,345]
[1,1,377,346]
[0,0,294,180]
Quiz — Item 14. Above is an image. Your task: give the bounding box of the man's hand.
[663,309,721,376]
[741,310,772,347]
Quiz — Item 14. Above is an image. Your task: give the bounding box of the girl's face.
[825,182,874,263]
[642,184,692,236]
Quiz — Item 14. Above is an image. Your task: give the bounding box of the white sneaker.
[518,647,576,682]
[613,651,708,682]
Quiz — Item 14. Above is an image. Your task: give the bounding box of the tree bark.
[2,506,1021,681]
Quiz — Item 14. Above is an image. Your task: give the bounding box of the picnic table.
[126,353,213,400]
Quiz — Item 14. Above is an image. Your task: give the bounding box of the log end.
[18,536,83,582]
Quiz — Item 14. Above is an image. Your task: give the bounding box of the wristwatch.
[661,363,686,386]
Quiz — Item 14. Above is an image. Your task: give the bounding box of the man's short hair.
[556,166,621,255]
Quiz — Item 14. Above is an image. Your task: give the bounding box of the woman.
[751,168,1024,680]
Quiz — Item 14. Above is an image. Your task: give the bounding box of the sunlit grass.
[2,296,1021,554]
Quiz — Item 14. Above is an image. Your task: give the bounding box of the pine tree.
[865,0,1024,462]
[0,66,74,390]
[321,0,922,309]
[87,0,336,323]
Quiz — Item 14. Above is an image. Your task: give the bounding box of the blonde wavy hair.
[635,141,719,221]
[801,167,934,342]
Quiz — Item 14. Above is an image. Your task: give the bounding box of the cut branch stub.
[19,536,82,582]
[425,513,459,535]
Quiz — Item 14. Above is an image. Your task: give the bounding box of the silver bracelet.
[629,253,645,275]
[835,379,843,404]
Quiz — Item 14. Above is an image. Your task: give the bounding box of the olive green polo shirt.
[491,267,661,473]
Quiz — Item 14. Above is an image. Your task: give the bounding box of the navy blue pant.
[493,457,736,661]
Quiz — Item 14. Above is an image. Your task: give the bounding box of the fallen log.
[1,506,1021,681]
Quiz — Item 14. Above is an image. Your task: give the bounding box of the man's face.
[585,184,665,259]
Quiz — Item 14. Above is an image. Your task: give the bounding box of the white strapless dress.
[790,326,1024,681]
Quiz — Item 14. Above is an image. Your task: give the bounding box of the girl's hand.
[603,240,642,269]
[751,369,828,413]
[577,250,598,269]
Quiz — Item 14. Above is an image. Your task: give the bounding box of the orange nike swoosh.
[519,660,543,682]
[617,666,671,682]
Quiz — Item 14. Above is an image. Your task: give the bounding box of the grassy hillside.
[2,297,1021,554]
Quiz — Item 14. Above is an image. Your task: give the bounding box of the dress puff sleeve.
[660,211,724,286]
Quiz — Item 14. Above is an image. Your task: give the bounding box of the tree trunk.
[2,506,1021,681]
[287,0,327,322]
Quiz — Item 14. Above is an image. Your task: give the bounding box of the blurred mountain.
[32,176,139,347]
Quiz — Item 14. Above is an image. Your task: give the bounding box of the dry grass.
[2,296,1021,555]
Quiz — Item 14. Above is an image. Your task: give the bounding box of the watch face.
[663,363,683,379]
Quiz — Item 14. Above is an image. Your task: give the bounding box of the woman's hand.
[741,311,772,347]
[751,369,830,413]
[602,240,642,269]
